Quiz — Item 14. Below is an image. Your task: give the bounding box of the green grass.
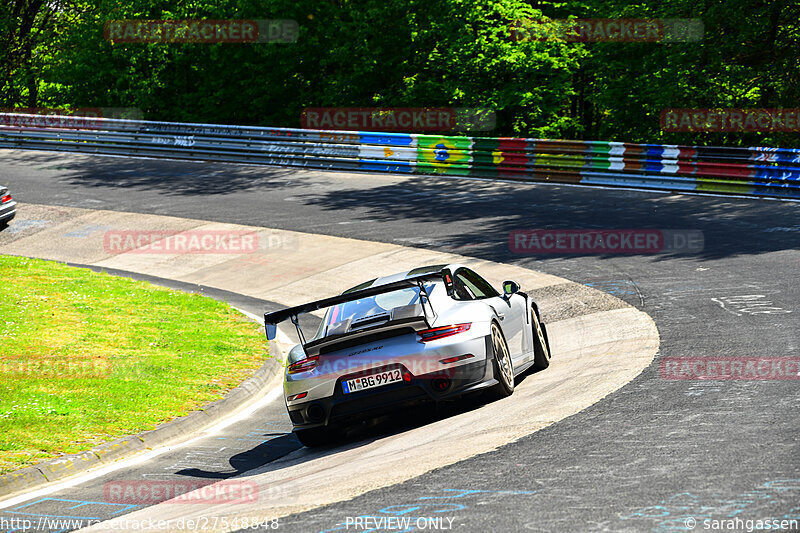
[0,255,269,474]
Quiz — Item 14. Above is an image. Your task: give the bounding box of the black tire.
[531,305,551,371]
[488,321,514,398]
[295,426,335,447]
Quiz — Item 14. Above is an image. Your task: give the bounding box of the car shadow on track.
[172,368,548,482]
[203,375,548,479]
[175,434,303,479]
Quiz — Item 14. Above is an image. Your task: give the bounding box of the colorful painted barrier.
[1,113,798,199]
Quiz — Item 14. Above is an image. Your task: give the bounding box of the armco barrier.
[1,113,799,199]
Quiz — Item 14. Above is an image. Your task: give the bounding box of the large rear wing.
[263,271,450,341]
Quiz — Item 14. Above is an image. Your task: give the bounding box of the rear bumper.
[0,201,16,223]
[287,358,490,429]
[284,329,490,402]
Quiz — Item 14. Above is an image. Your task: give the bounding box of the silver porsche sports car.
[264,264,551,447]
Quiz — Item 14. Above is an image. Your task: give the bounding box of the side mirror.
[502,280,520,298]
[265,323,277,340]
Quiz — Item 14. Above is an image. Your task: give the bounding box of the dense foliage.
[2,0,798,146]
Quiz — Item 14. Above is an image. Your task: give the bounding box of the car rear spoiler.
[263,271,451,341]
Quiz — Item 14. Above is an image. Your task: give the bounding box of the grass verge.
[0,255,268,474]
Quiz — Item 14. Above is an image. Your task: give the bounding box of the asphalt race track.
[1,149,798,533]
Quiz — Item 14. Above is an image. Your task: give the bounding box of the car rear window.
[324,283,438,335]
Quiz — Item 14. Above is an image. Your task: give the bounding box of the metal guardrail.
[1,113,799,199]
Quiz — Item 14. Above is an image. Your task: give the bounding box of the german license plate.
[342,369,403,394]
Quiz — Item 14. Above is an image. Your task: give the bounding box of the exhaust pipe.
[306,403,326,423]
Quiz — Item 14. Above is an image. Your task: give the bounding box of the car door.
[454,268,526,359]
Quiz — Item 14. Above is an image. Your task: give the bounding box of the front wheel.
[488,322,514,398]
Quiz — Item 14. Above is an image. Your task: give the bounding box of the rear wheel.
[295,426,336,447]
[531,305,551,371]
[489,322,514,398]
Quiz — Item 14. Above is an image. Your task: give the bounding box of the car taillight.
[417,323,471,342]
[287,392,308,401]
[288,356,319,374]
[0,195,11,203]
[440,354,475,364]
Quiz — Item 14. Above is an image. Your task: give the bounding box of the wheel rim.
[492,325,513,386]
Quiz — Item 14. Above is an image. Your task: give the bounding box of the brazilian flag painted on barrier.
[416,135,473,175]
